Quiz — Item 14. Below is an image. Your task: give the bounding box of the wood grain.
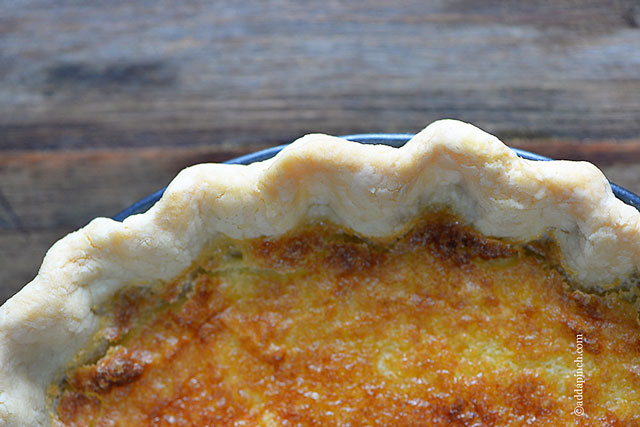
[1,0,639,303]
[1,0,639,150]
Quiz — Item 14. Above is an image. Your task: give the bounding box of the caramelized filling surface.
[54,214,640,426]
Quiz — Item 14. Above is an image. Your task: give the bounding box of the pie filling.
[52,212,640,426]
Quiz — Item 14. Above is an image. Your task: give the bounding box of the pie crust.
[1,119,639,425]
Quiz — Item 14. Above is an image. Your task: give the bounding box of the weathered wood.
[1,0,639,150]
[602,162,640,196]
[2,0,640,303]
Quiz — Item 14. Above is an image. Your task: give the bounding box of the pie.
[1,120,640,426]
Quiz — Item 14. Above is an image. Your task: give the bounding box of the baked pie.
[1,120,639,426]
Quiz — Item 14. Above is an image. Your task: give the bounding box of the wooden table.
[1,0,639,303]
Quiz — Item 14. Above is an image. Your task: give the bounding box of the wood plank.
[601,163,640,197]
[1,0,639,150]
[509,139,640,164]
[2,0,640,304]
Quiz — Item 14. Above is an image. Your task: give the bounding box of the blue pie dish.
[113,134,640,221]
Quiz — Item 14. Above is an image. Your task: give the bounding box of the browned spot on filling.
[407,217,514,265]
[68,346,150,393]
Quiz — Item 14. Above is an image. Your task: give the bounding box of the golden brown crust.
[0,119,639,425]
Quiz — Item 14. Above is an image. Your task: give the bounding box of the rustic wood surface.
[1,0,639,303]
